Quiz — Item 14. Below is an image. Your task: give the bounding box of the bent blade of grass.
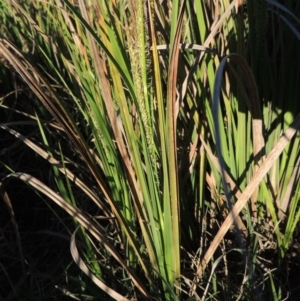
[267,0,300,26]
[70,227,131,301]
[0,124,112,216]
[213,54,265,217]
[0,172,150,298]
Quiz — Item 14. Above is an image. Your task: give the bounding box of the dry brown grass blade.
[166,0,187,280]
[0,37,83,154]
[70,227,131,301]
[168,0,187,119]
[0,125,112,218]
[190,111,300,295]
[154,43,217,53]
[277,155,300,221]
[167,0,187,119]
[0,183,26,276]
[199,135,248,237]
[0,172,150,297]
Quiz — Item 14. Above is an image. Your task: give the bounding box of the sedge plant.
[1,0,300,300]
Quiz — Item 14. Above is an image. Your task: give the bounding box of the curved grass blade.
[0,172,150,298]
[70,227,131,301]
[212,53,265,216]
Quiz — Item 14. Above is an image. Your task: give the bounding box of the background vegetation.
[1,0,300,300]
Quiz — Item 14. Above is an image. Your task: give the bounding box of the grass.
[1,0,300,300]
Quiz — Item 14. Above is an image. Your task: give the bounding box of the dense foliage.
[1,0,300,300]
